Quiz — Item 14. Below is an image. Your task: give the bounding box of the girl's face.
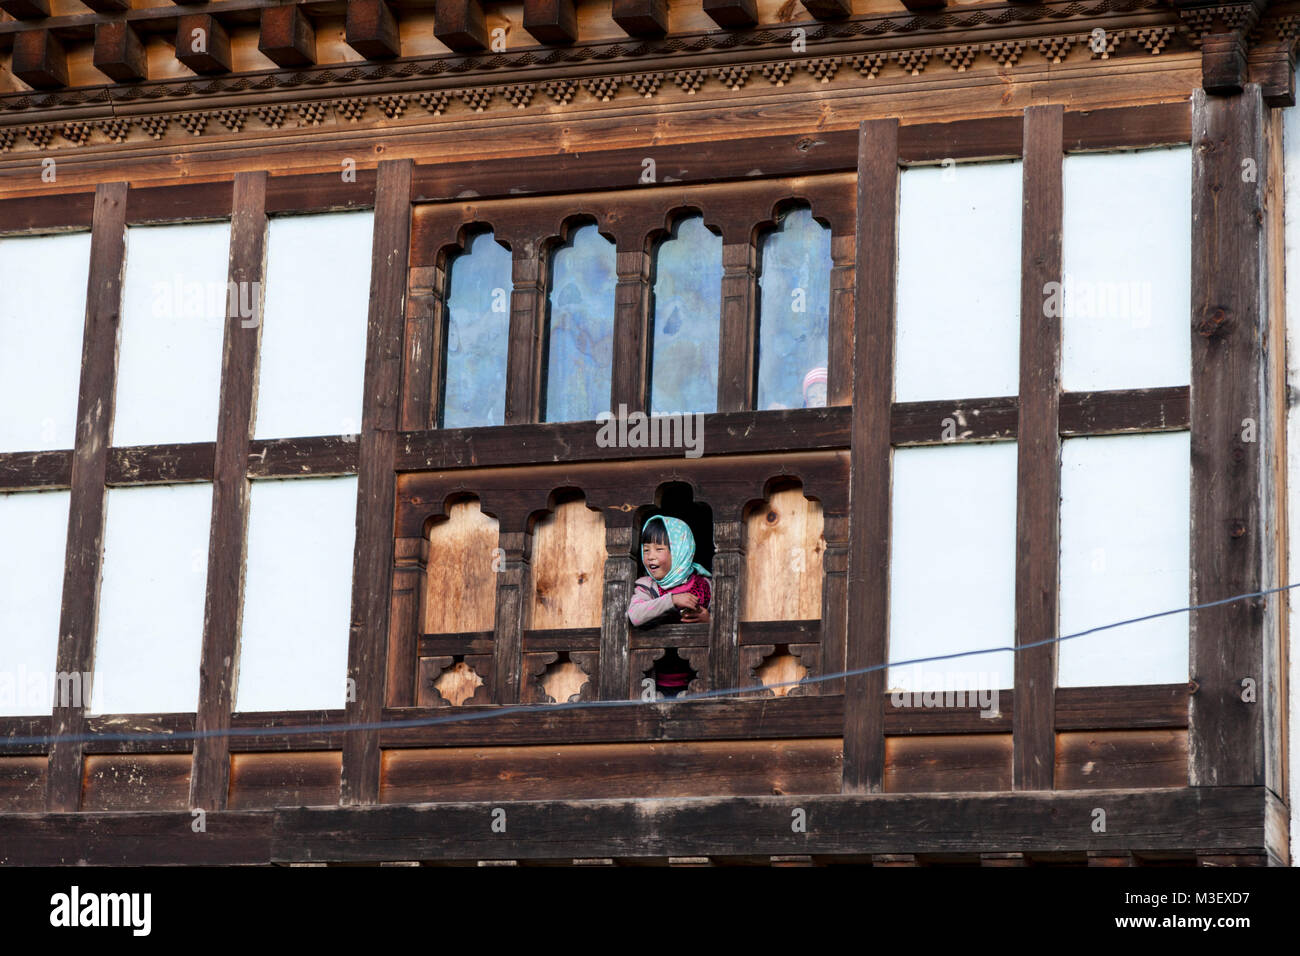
[642,541,671,580]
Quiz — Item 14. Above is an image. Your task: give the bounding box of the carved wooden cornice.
[0,1,1293,155]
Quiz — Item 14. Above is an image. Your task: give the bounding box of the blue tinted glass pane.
[443,232,511,428]
[650,216,722,415]
[757,207,831,410]
[544,223,617,423]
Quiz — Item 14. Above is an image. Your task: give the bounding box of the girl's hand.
[680,606,710,624]
[671,592,699,611]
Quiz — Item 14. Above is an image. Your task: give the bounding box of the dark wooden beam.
[523,0,578,45]
[612,0,668,38]
[434,0,488,53]
[12,30,69,90]
[702,0,757,29]
[345,0,401,59]
[258,5,317,68]
[0,0,49,19]
[175,14,232,75]
[1188,84,1283,793]
[843,118,898,795]
[900,0,946,9]
[340,159,413,806]
[189,172,267,812]
[45,183,129,813]
[93,21,148,84]
[1013,105,1063,792]
[1200,30,1249,94]
[1247,40,1296,107]
[0,787,1273,865]
[80,0,131,11]
[799,0,852,18]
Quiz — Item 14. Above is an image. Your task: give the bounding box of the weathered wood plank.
[1059,386,1189,436]
[0,787,1268,865]
[341,159,412,806]
[1013,104,1063,792]
[191,170,266,811]
[45,182,128,813]
[1188,85,1281,791]
[843,118,898,794]
[270,787,1270,863]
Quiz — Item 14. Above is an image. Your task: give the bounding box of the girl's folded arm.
[628,583,675,626]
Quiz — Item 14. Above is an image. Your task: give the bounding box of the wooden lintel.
[346,0,402,59]
[612,0,669,38]
[259,5,318,68]
[79,0,131,10]
[12,30,69,90]
[523,0,579,45]
[175,14,233,75]
[434,0,489,53]
[93,22,149,84]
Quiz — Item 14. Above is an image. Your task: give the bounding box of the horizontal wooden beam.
[0,684,1189,756]
[0,387,1190,491]
[0,787,1268,864]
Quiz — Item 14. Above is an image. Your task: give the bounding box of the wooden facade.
[0,0,1293,866]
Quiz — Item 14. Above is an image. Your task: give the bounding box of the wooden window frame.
[2,98,1281,830]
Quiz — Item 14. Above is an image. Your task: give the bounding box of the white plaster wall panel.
[1058,432,1190,687]
[1061,147,1192,391]
[235,476,357,712]
[254,211,374,439]
[91,483,211,714]
[113,221,231,447]
[0,490,71,716]
[0,232,92,452]
[895,161,1022,403]
[888,441,1018,693]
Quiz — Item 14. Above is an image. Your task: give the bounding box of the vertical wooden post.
[709,519,745,691]
[505,239,545,424]
[716,240,757,412]
[1013,105,1063,792]
[598,522,637,699]
[611,247,651,414]
[827,232,855,407]
[492,530,533,704]
[402,261,445,431]
[819,512,850,696]
[190,170,267,810]
[341,158,412,806]
[1189,84,1284,794]
[843,118,898,794]
[385,536,426,707]
[45,181,128,812]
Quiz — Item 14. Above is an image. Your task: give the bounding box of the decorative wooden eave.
[2,0,1295,157]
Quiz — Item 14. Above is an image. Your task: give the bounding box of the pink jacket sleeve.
[627,578,676,627]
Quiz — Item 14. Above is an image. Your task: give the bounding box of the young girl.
[627,515,712,627]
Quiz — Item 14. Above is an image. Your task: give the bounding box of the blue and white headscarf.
[642,515,711,591]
